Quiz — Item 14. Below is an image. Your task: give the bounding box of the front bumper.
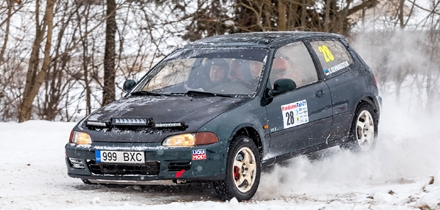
[65,142,227,182]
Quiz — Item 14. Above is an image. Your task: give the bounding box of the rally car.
[65,32,381,201]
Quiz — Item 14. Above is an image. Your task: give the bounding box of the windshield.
[134,48,269,96]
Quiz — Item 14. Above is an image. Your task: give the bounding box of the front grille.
[87,160,160,175]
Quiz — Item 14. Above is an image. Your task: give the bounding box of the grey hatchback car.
[66,32,381,201]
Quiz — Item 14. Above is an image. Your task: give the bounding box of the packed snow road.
[1,96,440,210]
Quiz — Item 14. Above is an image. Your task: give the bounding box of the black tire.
[213,136,261,201]
[341,102,378,152]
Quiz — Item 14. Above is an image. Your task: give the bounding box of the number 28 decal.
[285,111,295,126]
[281,100,309,129]
[318,45,334,63]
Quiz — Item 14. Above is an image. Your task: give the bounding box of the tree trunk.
[399,0,405,29]
[301,0,307,29]
[0,0,12,63]
[338,0,353,35]
[102,0,117,106]
[324,0,331,32]
[277,0,286,31]
[18,0,55,122]
[78,4,93,115]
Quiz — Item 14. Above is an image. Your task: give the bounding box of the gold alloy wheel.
[232,147,257,193]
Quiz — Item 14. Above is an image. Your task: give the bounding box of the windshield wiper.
[130,91,166,96]
[185,90,233,98]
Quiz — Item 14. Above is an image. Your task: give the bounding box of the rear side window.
[310,40,353,76]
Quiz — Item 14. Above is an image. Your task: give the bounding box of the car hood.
[84,95,251,132]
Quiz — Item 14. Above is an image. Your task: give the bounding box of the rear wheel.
[342,102,378,152]
[213,136,261,201]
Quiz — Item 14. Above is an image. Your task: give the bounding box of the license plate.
[95,150,145,163]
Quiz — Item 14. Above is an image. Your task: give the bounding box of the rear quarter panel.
[325,47,380,142]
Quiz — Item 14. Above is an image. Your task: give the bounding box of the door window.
[271,42,318,88]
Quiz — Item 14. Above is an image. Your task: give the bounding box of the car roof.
[185,31,345,48]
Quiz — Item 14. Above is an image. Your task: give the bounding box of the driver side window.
[272,42,318,88]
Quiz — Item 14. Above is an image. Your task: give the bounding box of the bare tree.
[0,0,24,63]
[176,0,380,38]
[2,0,439,123]
[0,0,13,63]
[102,0,117,106]
[18,0,56,122]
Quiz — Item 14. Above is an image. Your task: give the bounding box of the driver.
[209,59,229,84]
[192,59,230,90]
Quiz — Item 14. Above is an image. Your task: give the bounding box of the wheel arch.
[229,125,264,159]
[347,95,380,138]
[356,94,380,120]
[351,95,380,137]
[343,98,379,151]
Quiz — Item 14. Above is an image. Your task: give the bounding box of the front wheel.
[342,102,378,152]
[213,136,261,201]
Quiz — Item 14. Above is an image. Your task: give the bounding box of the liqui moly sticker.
[192,149,206,160]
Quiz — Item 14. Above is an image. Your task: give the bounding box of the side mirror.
[123,80,136,92]
[268,78,296,97]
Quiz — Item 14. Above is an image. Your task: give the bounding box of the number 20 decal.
[318,45,334,63]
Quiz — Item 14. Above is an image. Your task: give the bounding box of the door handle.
[315,90,324,98]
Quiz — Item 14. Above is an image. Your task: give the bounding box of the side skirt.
[261,139,342,169]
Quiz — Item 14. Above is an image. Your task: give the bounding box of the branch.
[347,0,379,16]
[407,0,440,16]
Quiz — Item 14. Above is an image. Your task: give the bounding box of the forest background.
[0,0,439,122]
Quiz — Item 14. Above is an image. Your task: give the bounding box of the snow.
[1,93,440,210]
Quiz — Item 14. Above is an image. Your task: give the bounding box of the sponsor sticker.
[281,100,309,129]
[324,61,349,75]
[192,149,206,160]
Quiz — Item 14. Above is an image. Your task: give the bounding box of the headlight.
[69,131,92,145]
[162,132,218,147]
